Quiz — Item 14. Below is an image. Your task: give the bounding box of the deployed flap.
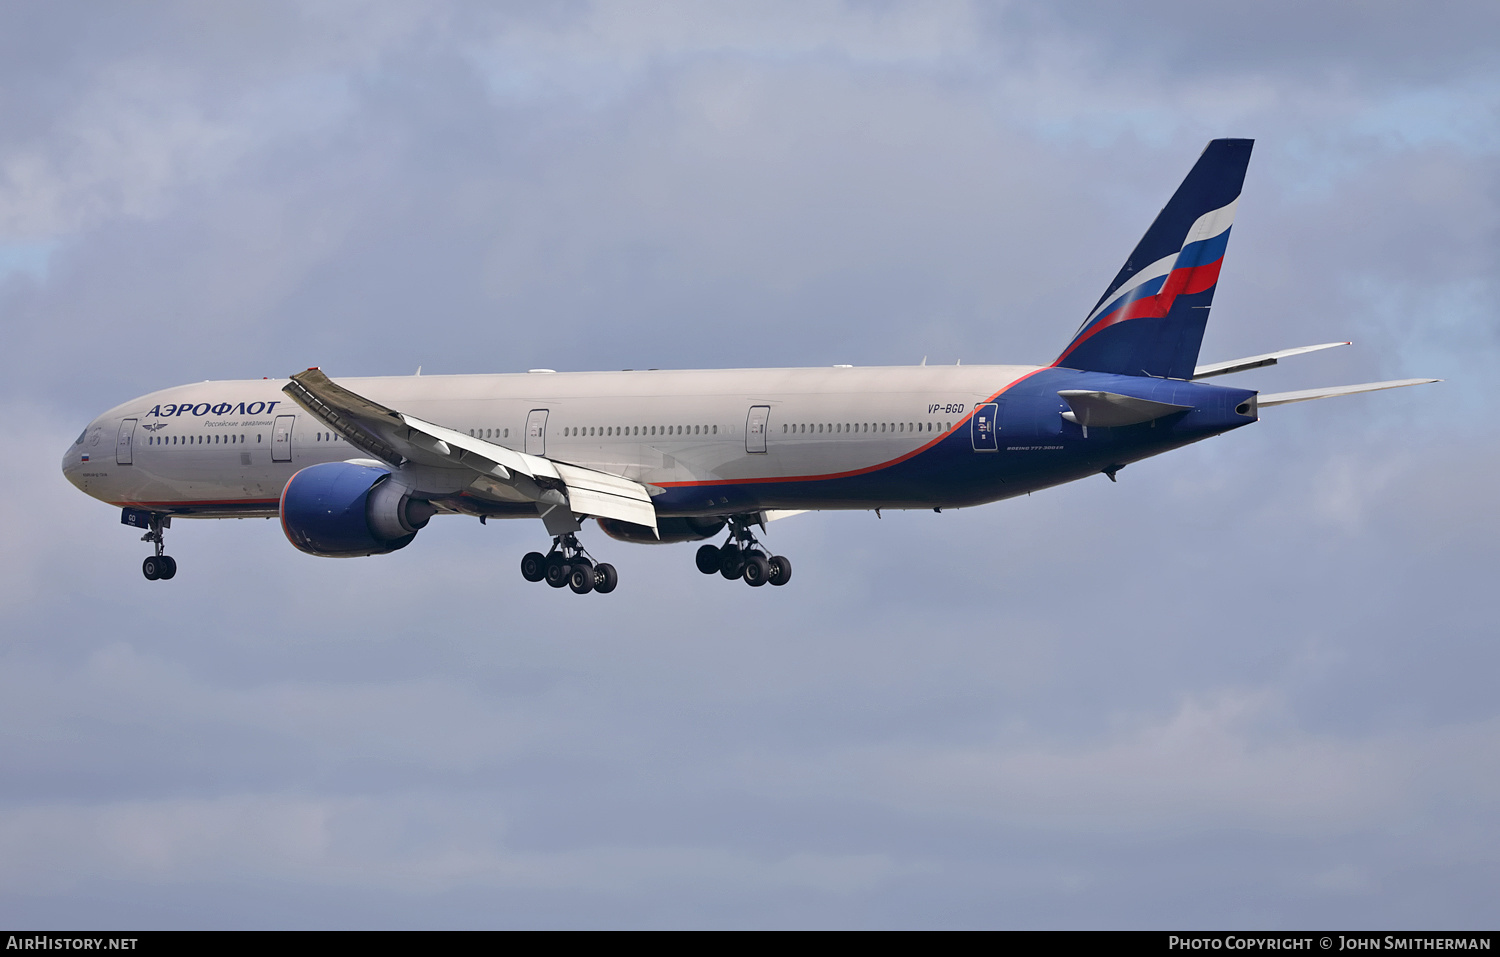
[1193,341,1350,379]
[283,369,657,531]
[550,462,658,530]
[1256,378,1440,407]
[1058,390,1191,428]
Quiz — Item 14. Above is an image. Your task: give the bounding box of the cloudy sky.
[2,0,1496,929]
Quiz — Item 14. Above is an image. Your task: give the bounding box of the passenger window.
[712,425,717,434]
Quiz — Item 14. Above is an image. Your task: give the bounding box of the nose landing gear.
[694,516,791,588]
[128,510,177,581]
[520,533,617,595]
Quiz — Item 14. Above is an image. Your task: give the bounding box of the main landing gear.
[695,517,791,588]
[520,533,618,595]
[139,514,177,581]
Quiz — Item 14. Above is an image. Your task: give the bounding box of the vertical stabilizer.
[1055,138,1253,379]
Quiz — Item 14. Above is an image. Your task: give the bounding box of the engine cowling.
[596,515,726,544]
[280,462,436,557]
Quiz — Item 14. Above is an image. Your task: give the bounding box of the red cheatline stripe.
[656,367,1049,489]
[114,498,281,508]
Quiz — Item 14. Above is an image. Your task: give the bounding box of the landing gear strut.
[138,513,177,581]
[520,533,617,595]
[694,516,791,587]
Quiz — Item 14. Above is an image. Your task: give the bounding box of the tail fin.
[1055,138,1253,379]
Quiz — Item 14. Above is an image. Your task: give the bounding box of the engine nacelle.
[597,515,726,544]
[280,462,436,557]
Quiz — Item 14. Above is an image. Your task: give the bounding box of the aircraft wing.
[282,369,657,532]
[1256,378,1440,407]
[1192,341,1350,379]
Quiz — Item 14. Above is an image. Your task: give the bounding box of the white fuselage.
[64,364,1039,517]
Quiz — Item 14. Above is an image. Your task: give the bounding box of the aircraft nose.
[61,422,95,490]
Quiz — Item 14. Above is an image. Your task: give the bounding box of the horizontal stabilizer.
[1193,341,1350,379]
[1257,378,1440,407]
[1058,390,1191,428]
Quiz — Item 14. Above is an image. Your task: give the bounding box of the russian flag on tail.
[1055,138,1253,380]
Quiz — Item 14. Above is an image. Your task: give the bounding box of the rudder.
[1055,138,1253,379]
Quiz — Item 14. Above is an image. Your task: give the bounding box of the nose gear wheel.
[138,513,177,581]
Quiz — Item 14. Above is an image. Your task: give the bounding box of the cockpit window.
[74,429,87,445]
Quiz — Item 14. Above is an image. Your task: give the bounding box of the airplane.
[62,138,1438,593]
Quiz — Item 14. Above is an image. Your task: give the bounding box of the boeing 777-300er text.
[63,139,1438,593]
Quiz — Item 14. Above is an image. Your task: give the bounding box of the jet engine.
[596,515,726,544]
[280,462,436,557]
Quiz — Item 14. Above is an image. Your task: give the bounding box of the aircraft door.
[525,409,548,456]
[745,405,770,453]
[271,415,296,463]
[971,402,999,452]
[116,419,137,465]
